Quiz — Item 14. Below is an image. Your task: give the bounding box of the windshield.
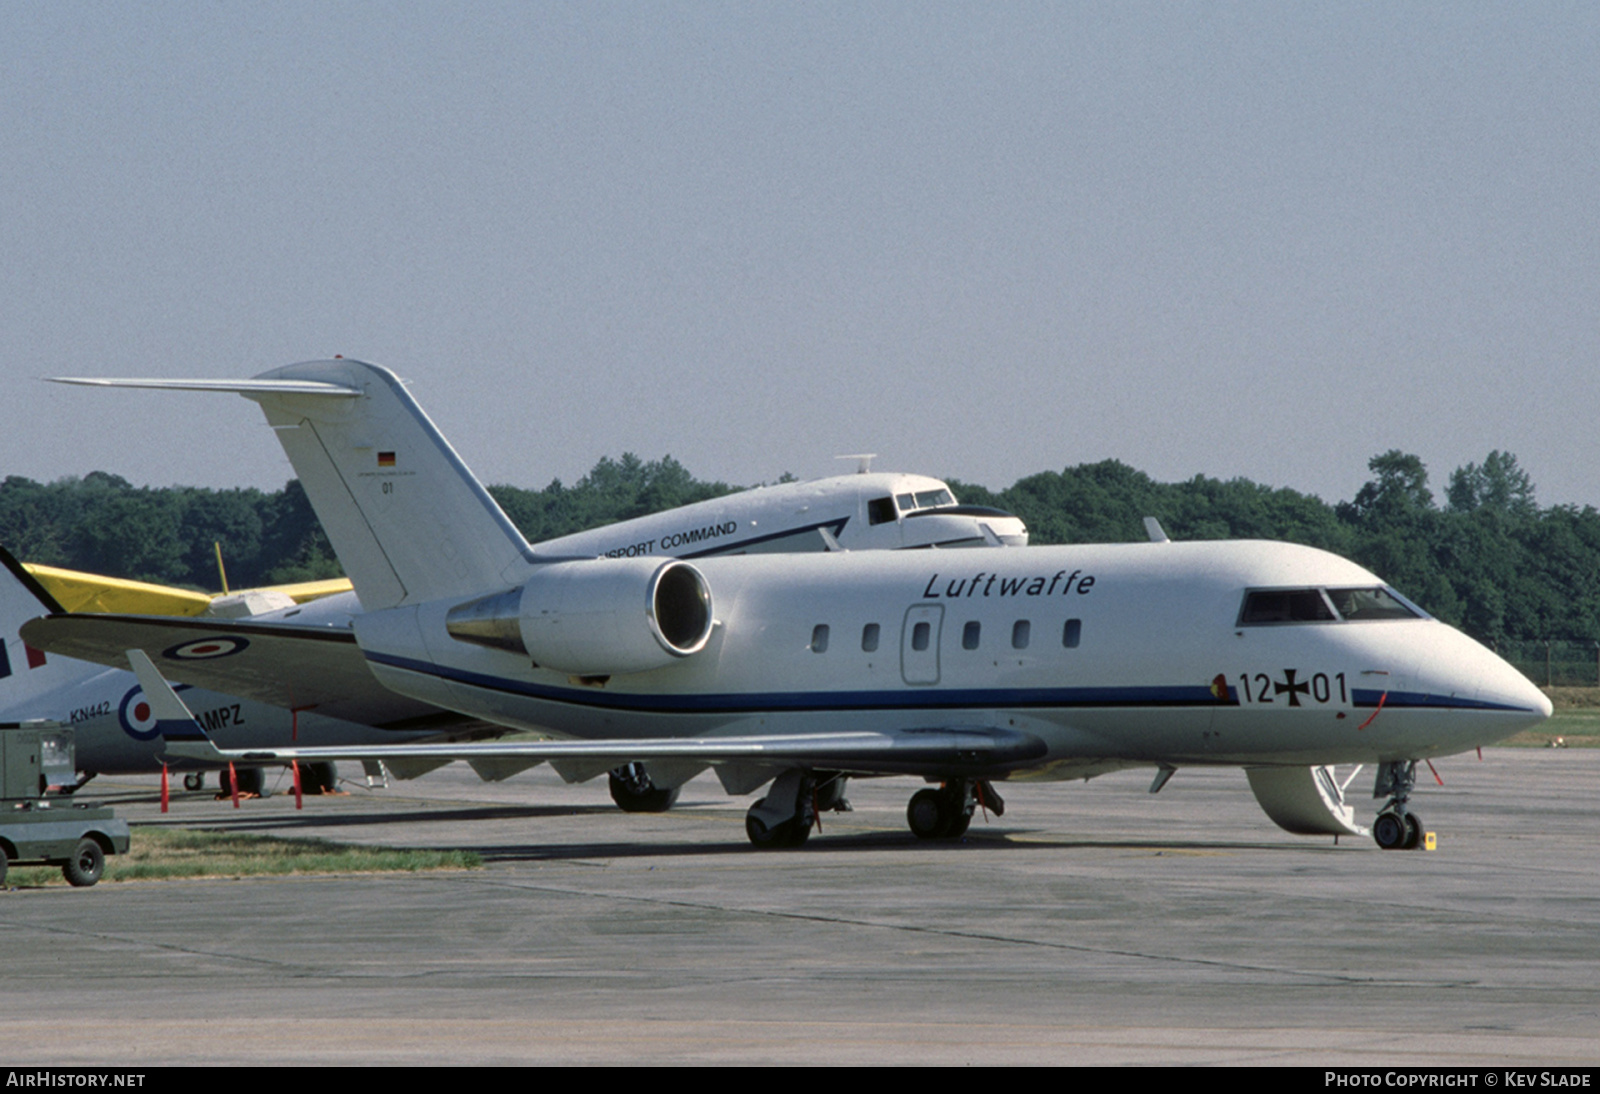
[1238,586,1424,625]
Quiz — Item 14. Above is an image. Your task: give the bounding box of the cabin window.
[1012,620,1031,649]
[912,621,931,651]
[962,621,981,650]
[1062,619,1081,648]
[861,623,880,652]
[811,624,830,653]
[867,497,897,525]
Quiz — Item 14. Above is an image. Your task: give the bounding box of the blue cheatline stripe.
[361,651,1542,718]
[1350,688,1531,712]
[679,518,848,559]
[361,651,1536,717]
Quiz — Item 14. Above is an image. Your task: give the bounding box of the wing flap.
[161,724,1049,780]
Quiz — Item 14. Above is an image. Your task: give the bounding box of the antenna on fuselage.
[835,453,877,474]
[1143,517,1171,544]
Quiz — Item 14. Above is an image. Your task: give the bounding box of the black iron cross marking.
[1273,669,1311,707]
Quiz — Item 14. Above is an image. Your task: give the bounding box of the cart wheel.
[63,839,104,888]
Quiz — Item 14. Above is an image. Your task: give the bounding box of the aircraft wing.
[24,563,355,615]
[24,564,215,616]
[110,643,1047,781]
[162,724,1049,781]
[20,613,461,731]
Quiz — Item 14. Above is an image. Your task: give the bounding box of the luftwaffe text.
[921,569,1097,599]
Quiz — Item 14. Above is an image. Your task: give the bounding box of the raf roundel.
[162,636,251,661]
[118,685,160,741]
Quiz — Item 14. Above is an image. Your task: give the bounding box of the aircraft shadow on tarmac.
[125,793,1339,864]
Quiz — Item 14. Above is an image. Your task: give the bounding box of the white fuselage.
[354,540,1550,777]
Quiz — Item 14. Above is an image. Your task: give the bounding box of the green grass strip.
[6,826,480,887]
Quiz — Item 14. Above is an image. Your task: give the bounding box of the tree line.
[2,449,1594,648]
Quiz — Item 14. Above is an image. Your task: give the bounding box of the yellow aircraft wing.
[24,564,214,616]
[23,564,353,616]
[257,577,354,604]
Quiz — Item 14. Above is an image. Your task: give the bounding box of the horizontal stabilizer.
[51,360,535,610]
[20,612,493,735]
[49,376,361,396]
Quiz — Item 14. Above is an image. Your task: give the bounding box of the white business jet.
[43,360,1551,850]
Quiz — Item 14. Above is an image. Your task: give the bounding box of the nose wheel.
[1371,810,1423,850]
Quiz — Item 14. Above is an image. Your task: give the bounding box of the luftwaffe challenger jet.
[38,360,1550,850]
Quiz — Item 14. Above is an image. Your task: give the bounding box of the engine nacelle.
[446,558,713,676]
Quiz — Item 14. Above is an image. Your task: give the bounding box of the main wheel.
[296,762,339,795]
[945,809,973,838]
[219,767,269,798]
[1372,811,1407,850]
[908,788,954,839]
[183,772,205,792]
[63,839,104,887]
[609,768,680,813]
[744,799,811,849]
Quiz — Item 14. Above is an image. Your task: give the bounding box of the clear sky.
[4,3,1596,509]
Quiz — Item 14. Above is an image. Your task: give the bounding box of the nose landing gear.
[1372,760,1425,850]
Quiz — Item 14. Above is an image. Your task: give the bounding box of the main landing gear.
[907,779,1004,840]
[743,770,851,850]
[609,763,680,813]
[1371,760,1425,851]
[217,766,269,798]
[741,772,1006,848]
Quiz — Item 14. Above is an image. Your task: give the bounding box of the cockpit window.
[1326,587,1422,620]
[868,496,897,525]
[1239,589,1336,624]
[1239,586,1424,625]
[895,488,959,514]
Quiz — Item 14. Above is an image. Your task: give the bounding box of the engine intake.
[447,558,713,676]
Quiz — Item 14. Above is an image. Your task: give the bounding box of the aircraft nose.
[1424,626,1552,730]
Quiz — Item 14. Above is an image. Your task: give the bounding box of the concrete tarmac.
[1,749,1596,1065]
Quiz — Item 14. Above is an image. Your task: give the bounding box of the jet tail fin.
[52,361,535,610]
[125,649,225,763]
[0,547,101,711]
